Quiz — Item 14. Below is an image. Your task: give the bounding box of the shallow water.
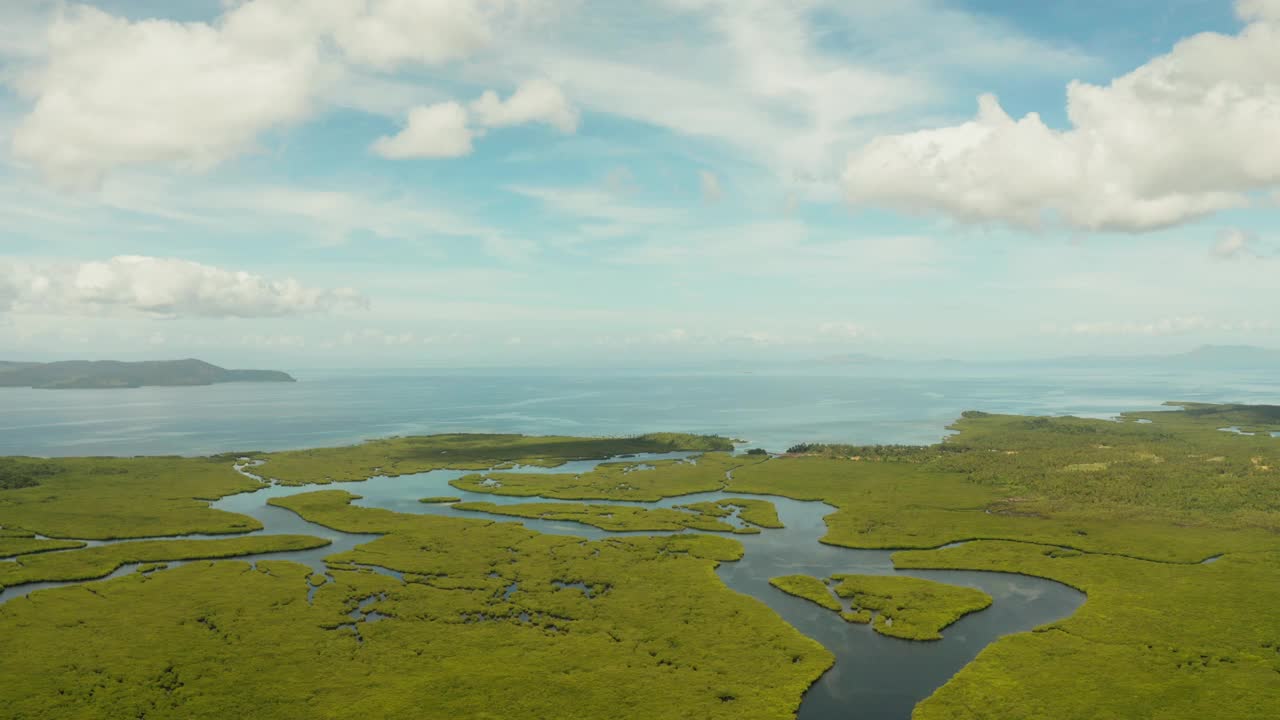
[0,453,1084,719]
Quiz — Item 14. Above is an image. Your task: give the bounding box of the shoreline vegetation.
[0,407,1277,717]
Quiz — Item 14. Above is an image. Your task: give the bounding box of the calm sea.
[3,366,1276,457]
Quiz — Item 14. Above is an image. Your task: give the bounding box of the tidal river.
[0,453,1084,720]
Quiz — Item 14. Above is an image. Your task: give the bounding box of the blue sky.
[1,0,1277,368]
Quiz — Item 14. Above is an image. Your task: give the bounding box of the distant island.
[0,359,296,389]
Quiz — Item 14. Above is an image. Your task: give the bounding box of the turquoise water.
[3,367,1276,457]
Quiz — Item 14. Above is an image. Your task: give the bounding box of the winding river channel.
[1,453,1085,719]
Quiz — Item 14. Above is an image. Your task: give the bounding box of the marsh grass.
[256,433,733,486]
[451,498,781,534]
[769,574,990,640]
[2,406,1278,718]
[0,535,329,590]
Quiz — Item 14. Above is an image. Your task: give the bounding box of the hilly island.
[0,359,295,389]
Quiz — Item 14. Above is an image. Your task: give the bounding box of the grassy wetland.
[0,407,1277,718]
[770,574,992,640]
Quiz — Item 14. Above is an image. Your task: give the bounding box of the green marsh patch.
[0,535,329,591]
[255,432,732,486]
[0,490,830,719]
[769,574,991,641]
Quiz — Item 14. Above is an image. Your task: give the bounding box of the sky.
[0,0,1278,368]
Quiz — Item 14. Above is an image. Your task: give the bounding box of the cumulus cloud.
[329,0,499,70]
[1237,0,1280,21]
[699,170,723,203]
[7,0,527,184]
[0,256,367,317]
[10,4,319,188]
[372,101,475,159]
[374,79,577,160]
[844,3,1280,231]
[470,78,578,132]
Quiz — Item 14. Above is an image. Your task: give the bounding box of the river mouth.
[3,452,1084,720]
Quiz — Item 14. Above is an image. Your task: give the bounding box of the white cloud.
[470,78,578,132]
[844,4,1280,231]
[699,170,723,203]
[5,0,1097,196]
[10,4,320,188]
[0,256,368,318]
[818,322,863,340]
[329,0,499,70]
[372,101,475,159]
[6,0,528,183]
[1044,316,1275,337]
[1211,228,1261,260]
[374,80,578,160]
[1237,0,1280,21]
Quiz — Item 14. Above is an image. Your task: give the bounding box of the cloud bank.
[0,256,367,317]
[8,0,556,184]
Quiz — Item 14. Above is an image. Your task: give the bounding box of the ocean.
[2,366,1276,457]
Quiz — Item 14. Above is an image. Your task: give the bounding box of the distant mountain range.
[0,359,296,389]
[816,345,1280,371]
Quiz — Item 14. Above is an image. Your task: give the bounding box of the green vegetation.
[0,488,832,719]
[451,499,778,534]
[0,535,329,591]
[0,455,266,540]
[0,457,61,490]
[0,537,85,558]
[2,404,1278,718]
[727,408,1280,562]
[451,452,765,502]
[0,358,294,389]
[769,575,841,611]
[674,498,782,529]
[728,404,1280,718]
[256,432,733,486]
[769,574,990,640]
[828,575,991,641]
[895,543,1280,718]
[451,500,733,532]
[417,496,461,504]
[722,498,783,529]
